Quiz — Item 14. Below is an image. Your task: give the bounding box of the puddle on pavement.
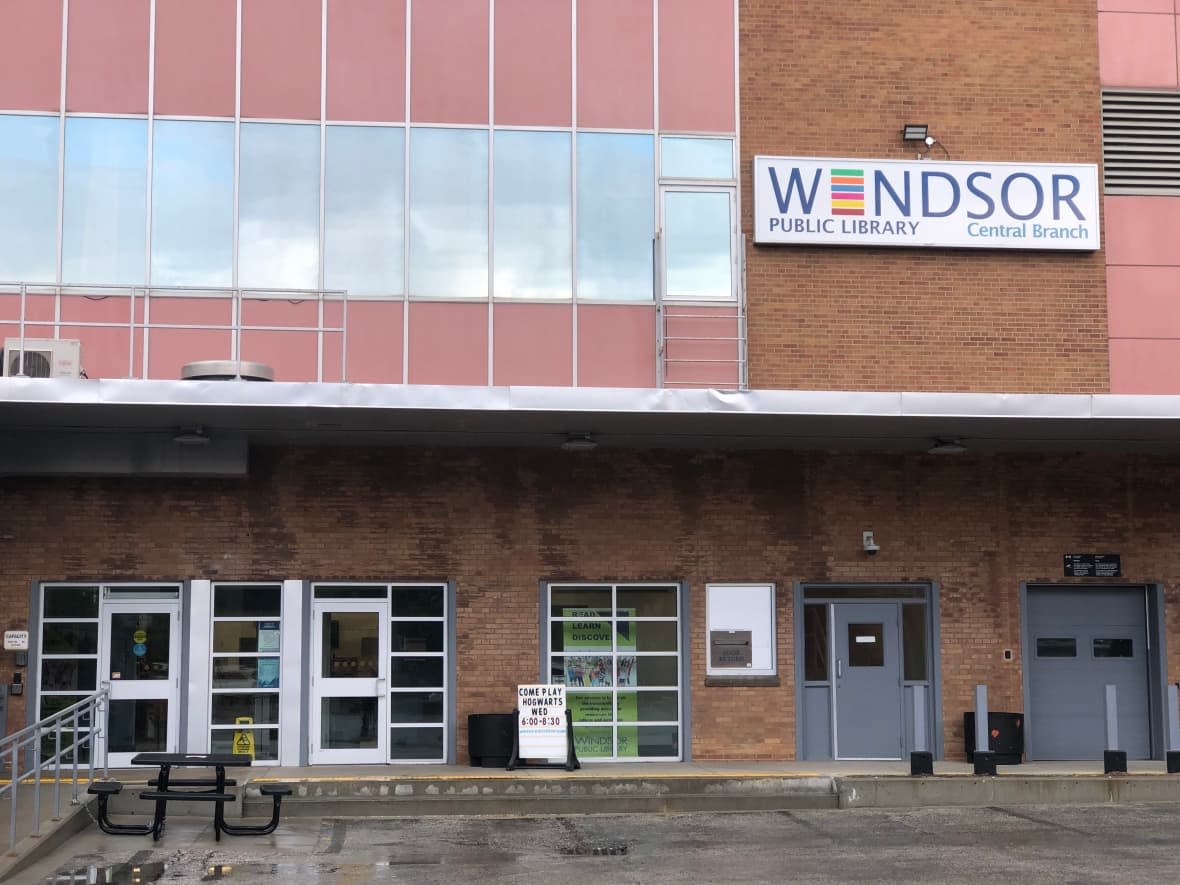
[44,861,168,883]
[202,862,442,880]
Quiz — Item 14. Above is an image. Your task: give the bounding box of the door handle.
[836,660,843,679]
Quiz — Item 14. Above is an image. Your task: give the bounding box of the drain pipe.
[973,685,996,776]
[1104,684,1127,774]
[910,685,933,776]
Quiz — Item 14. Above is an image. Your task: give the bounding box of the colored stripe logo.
[831,168,864,216]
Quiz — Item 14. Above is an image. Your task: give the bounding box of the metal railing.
[1,282,349,382]
[658,302,749,390]
[1,689,108,856]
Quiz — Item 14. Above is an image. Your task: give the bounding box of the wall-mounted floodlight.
[902,123,930,142]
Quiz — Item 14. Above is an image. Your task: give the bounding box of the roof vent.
[181,360,275,382]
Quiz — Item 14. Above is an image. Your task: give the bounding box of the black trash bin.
[964,711,1024,764]
[468,713,516,768]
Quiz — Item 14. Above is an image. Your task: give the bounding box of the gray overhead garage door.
[1027,587,1150,761]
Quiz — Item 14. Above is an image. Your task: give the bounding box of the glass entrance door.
[99,600,181,767]
[310,601,388,764]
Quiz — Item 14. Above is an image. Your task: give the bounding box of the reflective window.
[62,117,148,285]
[0,115,59,282]
[325,125,404,296]
[493,129,570,299]
[661,137,733,179]
[848,623,884,667]
[577,133,653,300]
[1093,638,1133,658]
[151,120,234,287]
[1036,637,1076,658]
[803,604,828,682]
[902,604,928,681]
[664,190,733,298]
[408,127,488,298]
[238,123,320,290]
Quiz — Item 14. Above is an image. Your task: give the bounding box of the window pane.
[214,656,279,688]
[493,129,570,298]
[902,604,927,681]
[567,691,612,722]
[151,120,234,286]
[617,585,678,617]
[390,656,444,688]
[389,726,443,760]
[0,115,59,282]
[550,586,611,618]
[238,123,320,289]
[43,586,99,618]
[391,586,444,617]
[577,132,653,300]
[62,117,147,285]
[391,622,444,653]
[211,692,279,725]
[572,726,613,758]
[42,622,98,654]
[42,658,97,691]
[664,191,732,298]
[633,655,678,687]
[803,604,828,681]
[213,585,282,618]
[1036,637,1076,658]
[315,584,388,600]
[1093,638,1133,658]
[625,690,678,722]
[661,137,733,179]
[848,623,884,667]
[324,125,404,296]
[390,691,443,723]
[211,727,278,760]
[408,127,488,297]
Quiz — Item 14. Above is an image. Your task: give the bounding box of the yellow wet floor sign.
[234,716,255,759]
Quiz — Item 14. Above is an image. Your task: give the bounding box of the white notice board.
[516,684,567,759]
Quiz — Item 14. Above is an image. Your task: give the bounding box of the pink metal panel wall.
[345,301,403,384]
[407,302,489,386]
[494,0,571,126]
[1098,12,1179,87]
[0,0,62,111]
[577,0,654,129]
[492,303,572,386]
[410,0,489,125]
[327,0,406,122]
[241,0,322,120]
[577,305,656,388]
[658,0,735,133]
[154,0,237,117]
[66,0,150,114]
[1101,9,1180,393]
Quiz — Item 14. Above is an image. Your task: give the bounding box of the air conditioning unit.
[2,338,82,378]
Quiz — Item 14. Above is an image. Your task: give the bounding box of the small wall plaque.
[1064,554,1121,578]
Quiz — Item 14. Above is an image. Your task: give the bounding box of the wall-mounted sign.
[3,631,28,651]
[1064,553,1122,577]
[517,684,567,759]
[754,157,1100,250]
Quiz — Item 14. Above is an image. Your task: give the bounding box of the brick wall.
[739,0,1108,393]
[3,446,1178,760]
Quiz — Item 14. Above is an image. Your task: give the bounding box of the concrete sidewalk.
[7,759,1180,882]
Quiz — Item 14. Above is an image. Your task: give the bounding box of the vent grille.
[1103,89,1180,194]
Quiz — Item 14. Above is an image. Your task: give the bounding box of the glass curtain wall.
[210,583,282,761]
[0,111,733,304]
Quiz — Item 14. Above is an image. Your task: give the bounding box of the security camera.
[862,531,880,555]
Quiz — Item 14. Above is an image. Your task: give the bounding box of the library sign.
[753,157,1100,250]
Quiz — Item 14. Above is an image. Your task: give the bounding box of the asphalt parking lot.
[19,802,1180,884]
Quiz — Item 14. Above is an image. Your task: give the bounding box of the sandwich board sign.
[516,684,567,759]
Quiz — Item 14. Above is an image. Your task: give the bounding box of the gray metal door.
[833,602,903,759]
[1027,588,1150,760]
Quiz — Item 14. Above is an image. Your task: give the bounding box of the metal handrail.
[0,689,108,856]
[659,303,749,390]
[0,282,349,383]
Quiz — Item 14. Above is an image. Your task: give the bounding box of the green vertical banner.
[563,607,640,757]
